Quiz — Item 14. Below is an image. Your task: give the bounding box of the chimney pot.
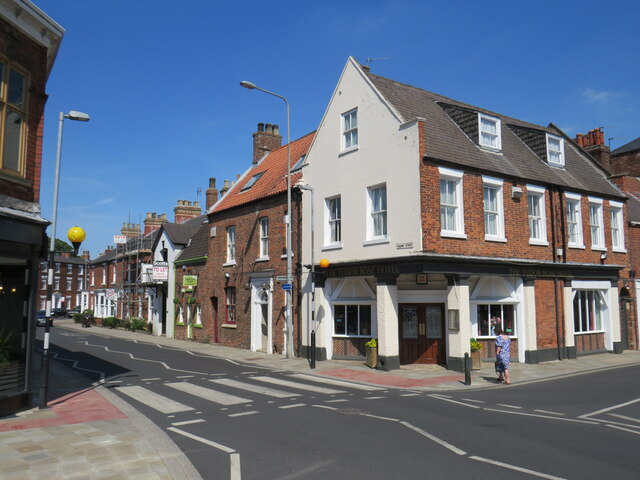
[258,122,265,132]
[209,177,216,188]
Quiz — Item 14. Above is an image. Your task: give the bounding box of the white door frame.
[251,277,273,353]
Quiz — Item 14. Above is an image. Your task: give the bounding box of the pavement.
[2,319,639,479]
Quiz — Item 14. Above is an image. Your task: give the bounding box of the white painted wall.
[151,231,182,338]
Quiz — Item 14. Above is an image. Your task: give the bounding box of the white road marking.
[171,419,206,426]
[608,413,640,423]
[400,393,421,397]
[428,394,480,409]
[210,378,299,398]
[167,427,235,453]
[483,408,598,424]
[288,373,384,391]
[229,411,259,417]
[142,378,161,382]
[496,403,522,409]
[176,375,194,379]
[606,424,640,435]
[534,410,565,416]
[166,382,251,406]
[279,404,306,409]
[241,371,259,374]
[362,414,399,422]
[462,398,485,404]
[400,421,466,455]
[312,404,337,410]
[106,380,123,384]
[230,453,241,480]
[324,399,349,403]
[115,386,193,413]
[51,353,106,383]
[252,376,345,394]
[470,456,566,479]
[579,398,640,419]
[363,396,385,400]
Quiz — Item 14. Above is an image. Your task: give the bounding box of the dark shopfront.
[0,212,46,416]
[321,255,623,371]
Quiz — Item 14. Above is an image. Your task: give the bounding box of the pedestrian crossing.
[114,373,386,415]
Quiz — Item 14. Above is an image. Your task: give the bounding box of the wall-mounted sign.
[153,261,169,281]
[113,235,127,244]
[183,275,198,287]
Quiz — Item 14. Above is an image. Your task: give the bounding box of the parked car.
[52,307,67,317]
[67,306,81,318]
[36,310,53,327]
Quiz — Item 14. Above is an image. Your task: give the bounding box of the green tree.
[55,238,73,252]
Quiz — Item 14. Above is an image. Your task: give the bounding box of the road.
[44,327,640,479]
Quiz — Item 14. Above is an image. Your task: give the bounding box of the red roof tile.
[211,131,315,213]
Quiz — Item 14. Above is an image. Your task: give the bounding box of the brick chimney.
[174,200,202,224]
[220,179,230,197]
[121,222,141,238]
[144,212,168,235]
[575,128,611,173]
[253,122,281,164]
[206,177,219,210]
[81,250,90,261]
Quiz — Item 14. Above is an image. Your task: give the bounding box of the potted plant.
[470,338,482,370]
[365,338,378,369]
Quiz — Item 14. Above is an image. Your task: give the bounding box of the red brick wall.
[182,192,301,353]
[611,151,640,177]
[535,279,561,350]
[0,16,49,203]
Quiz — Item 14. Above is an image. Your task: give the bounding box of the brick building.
[182,124,314,354]
[0,0,64,415]
[300,58,629,371]
[36,251,90,312]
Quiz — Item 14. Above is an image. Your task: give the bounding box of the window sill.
[322,243,343,251]
[590,246,606,252]
[485,236,507,243]
[441,231,467,240]
[221,323,237,329]
[338,146,359,157]
[363,237,390,246]
[612,248,627,254]
[528,239,549,246]
[255,256,270,262]
[223,261,237,267]
[574,330,604,335]
[478,145,503,155]
[568,244,586,250]
[333,334,375,338]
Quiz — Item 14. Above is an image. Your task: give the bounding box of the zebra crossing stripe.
[251,376,345,394]
[288,373,385,391]
[166,382,252,406]
[115,386,194,414]
[210,378,299,398]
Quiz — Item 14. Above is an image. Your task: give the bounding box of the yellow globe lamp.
[319,258,330,269]
[67,226,86,255]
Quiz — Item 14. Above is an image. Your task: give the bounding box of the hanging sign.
[152,261,169,281]
[183,275,198,287]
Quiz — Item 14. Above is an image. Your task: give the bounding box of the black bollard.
[464,352,471,386]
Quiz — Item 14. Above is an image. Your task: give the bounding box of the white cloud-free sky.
[34,0,640,256]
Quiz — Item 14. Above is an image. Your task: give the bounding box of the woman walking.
[494,321,511,384]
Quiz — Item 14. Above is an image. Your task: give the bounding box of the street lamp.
[240,81,294,358]
[40,110,90,409]
[294,179,316,368]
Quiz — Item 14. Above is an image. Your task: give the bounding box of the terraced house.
[299,57,630,371]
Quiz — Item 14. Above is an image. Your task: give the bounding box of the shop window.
[476,304,515,337]
[573,290,604,333]
[333,304,372,336]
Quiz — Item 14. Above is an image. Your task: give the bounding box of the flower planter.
[470,350,482,370]
[365,346,378,369]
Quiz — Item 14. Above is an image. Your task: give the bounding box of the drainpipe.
[549,188,564,360]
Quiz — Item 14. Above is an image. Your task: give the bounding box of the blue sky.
[34,0,640,257]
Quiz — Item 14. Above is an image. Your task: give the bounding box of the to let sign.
[152,261,169,282]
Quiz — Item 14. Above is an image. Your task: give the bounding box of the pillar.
[376,274,399,370]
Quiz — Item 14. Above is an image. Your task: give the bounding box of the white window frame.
[439,167,466,238]
[259,217,269,259]
[90,270,95,286]
[588,197,605,250]
[365,184,388,243]
[332,303,375,337]
[526,184,548,245]
[478,113,501,151]
[565,192,585,249]
[324,195,342,248]
[341,108,358,152]
[226,226,236,264]
[67,263,73,274]
[77,277,83,290]
[55,262,60,273]
[66,278,72,291]
[573,289,607,333]
[546,133,565,167]
[482,176,505,242]
[195,304,202,325]
[610,200,626,253]
[102,264,106,285]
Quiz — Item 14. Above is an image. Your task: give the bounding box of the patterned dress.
[495,335,511,372]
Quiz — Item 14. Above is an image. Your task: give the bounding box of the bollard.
[464,352,471,386]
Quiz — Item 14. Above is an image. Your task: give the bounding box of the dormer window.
[478,113,501,151]
[291,154,306,172]
[546,134,564,167]
[342,108,358,151]
[241,171,265,191]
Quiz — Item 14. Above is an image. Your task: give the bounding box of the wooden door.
[399,304,445,365]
